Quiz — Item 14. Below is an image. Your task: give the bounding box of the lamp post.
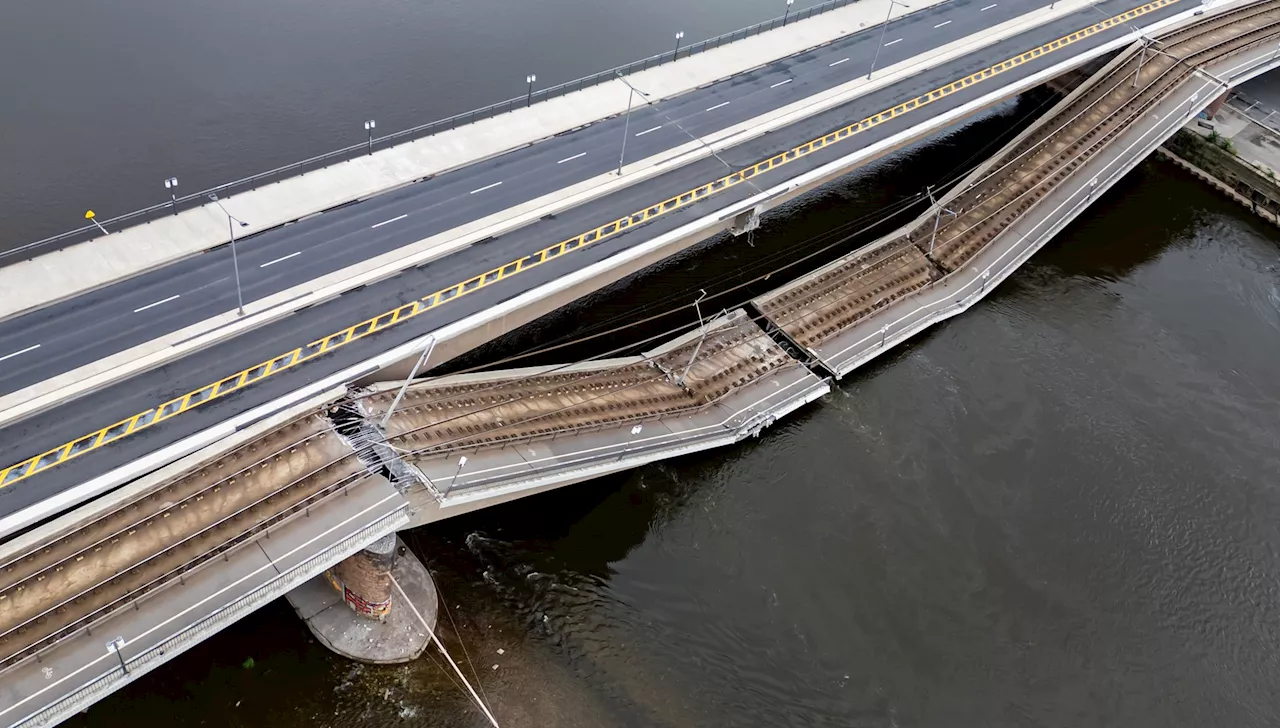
[164,177,179,215]
[615,72,651,176]
[208,192,248,316]
[364,120,376,155]
[84,210,109,236]
[673,31,685,60]
[446,455,468,495]
[107,637,129,675]
[526,74,537,107]
[783,0,795,25]
[867,0,910,79]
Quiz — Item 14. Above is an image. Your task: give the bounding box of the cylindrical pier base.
[324,533,396,620]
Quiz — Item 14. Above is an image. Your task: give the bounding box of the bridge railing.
[4,0,859,264]
[1227,89,1280,135]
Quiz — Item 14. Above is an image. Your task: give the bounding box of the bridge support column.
[286,535,438,664]
[1204,91,1229,120]
[326,533,396,619]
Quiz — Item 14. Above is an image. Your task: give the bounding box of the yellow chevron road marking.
[0,0,1177,489]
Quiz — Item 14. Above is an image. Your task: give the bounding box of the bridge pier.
[286,535,438,664]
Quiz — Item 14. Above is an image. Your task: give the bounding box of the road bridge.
[0,0,1202,540]
[2,1,1279,718]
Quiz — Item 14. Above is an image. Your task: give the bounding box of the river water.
[6,1,1280,726]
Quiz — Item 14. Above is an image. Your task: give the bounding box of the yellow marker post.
[85,210,109,236]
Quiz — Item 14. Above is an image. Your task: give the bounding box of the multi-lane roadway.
[0,0,1188,518]
[0,0,1048,396]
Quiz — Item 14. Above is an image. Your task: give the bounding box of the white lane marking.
[770,79,793,88]
[259,251,302,268]
[829,57,850,67]
[706,101,731,112]
[469,181,503,195]
[370,213,408,229]
[635,125,662,137]
[133,294,180,314]
[885,38,903,46]
[935,19,952,27]
[981,2,997,9]
[557,152,587,164]
[0,344,40,363]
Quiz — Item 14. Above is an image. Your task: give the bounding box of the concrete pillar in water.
[325,533,396,620]
[287,535,438,663]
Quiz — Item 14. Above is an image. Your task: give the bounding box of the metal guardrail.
[3,0,861,264]
[1227,88,1280,133]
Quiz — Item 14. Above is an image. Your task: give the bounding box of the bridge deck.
[755,0,1280,377]
[0,475,405,728]
[4,4,1279,722]
[0,0,1211,546]
[0,409,373,675]
[361,309,828,502]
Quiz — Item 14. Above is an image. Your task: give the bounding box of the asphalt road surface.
[0,0,1051,396]
[0,0,1185,518]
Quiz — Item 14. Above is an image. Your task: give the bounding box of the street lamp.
[673,31,685,60]
[867,0,910,79]
[107,637,129,675]
[208,192,248,316]
[164,177,179,215]
[526,74,537,107]
[783,0,795,25]
[363,120,376,155]
[446,455,468,495]
[615,72,651,175]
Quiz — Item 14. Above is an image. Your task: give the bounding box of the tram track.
[757,0,1280,350]
[0,414,372,670]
